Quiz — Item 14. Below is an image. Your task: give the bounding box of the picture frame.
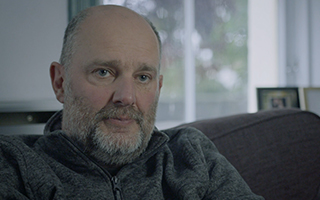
[257,87,300,110]
[300,87,320,116]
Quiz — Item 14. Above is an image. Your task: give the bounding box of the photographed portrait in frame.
[257,87,300,110]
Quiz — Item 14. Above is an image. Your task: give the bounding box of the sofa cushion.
[176,108,320,200]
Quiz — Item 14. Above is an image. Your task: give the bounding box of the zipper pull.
[111,176,122,200]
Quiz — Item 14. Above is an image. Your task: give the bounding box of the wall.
[0,1,68,110]
[247,0,279,112]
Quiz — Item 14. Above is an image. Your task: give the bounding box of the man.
[0,5,263,199]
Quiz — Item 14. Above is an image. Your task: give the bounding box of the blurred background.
[0,0,319,133]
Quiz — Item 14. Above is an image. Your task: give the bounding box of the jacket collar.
[44,110,63,134]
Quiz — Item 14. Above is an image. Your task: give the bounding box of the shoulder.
[161,127,216,148]
[160,127,219,159]
[0,134,41,147]
[0,135,42,157]
[0,135,43,179]
[162,126,205,139]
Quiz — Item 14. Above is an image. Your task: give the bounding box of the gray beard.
[62,94,158,167]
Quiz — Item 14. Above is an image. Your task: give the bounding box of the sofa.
[177,108,320,200]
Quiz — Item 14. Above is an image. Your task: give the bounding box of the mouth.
[104,116,136,126]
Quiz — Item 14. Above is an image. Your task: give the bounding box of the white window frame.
[184,0,196,122]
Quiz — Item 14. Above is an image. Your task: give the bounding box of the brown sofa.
[177,108,320,200]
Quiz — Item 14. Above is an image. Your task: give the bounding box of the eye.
[96,69,111,77]
[138,75,150,82]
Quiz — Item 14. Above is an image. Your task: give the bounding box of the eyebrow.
[86,60,158,74]
[137,64,158,74]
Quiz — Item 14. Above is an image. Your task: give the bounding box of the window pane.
[194,0,248,120]
[102,0,248,128]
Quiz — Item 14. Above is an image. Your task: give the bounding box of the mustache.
[94,104,144,125]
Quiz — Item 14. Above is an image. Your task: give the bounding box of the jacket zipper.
[111,176,122,200]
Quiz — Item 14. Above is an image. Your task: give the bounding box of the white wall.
[248,0,279,112]
[0,1,67,109]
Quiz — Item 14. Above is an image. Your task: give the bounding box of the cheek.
[136,90,159,113]
[70,81,112,110]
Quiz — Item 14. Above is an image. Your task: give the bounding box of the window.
[100,0,248,129]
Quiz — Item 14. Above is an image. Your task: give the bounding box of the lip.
[104,117,135,126]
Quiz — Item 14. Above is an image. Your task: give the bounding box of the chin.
[87,124,152,166]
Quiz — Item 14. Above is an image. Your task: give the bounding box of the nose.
[112,77,136,106]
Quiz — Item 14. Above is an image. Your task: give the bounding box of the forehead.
[70,7,160,70]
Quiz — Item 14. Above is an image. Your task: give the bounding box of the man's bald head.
[59,5,161,69]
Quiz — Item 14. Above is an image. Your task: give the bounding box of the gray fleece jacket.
[0,111,263,199]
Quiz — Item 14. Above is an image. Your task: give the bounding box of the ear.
[50,62,65,103]
[158,75,163,92]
